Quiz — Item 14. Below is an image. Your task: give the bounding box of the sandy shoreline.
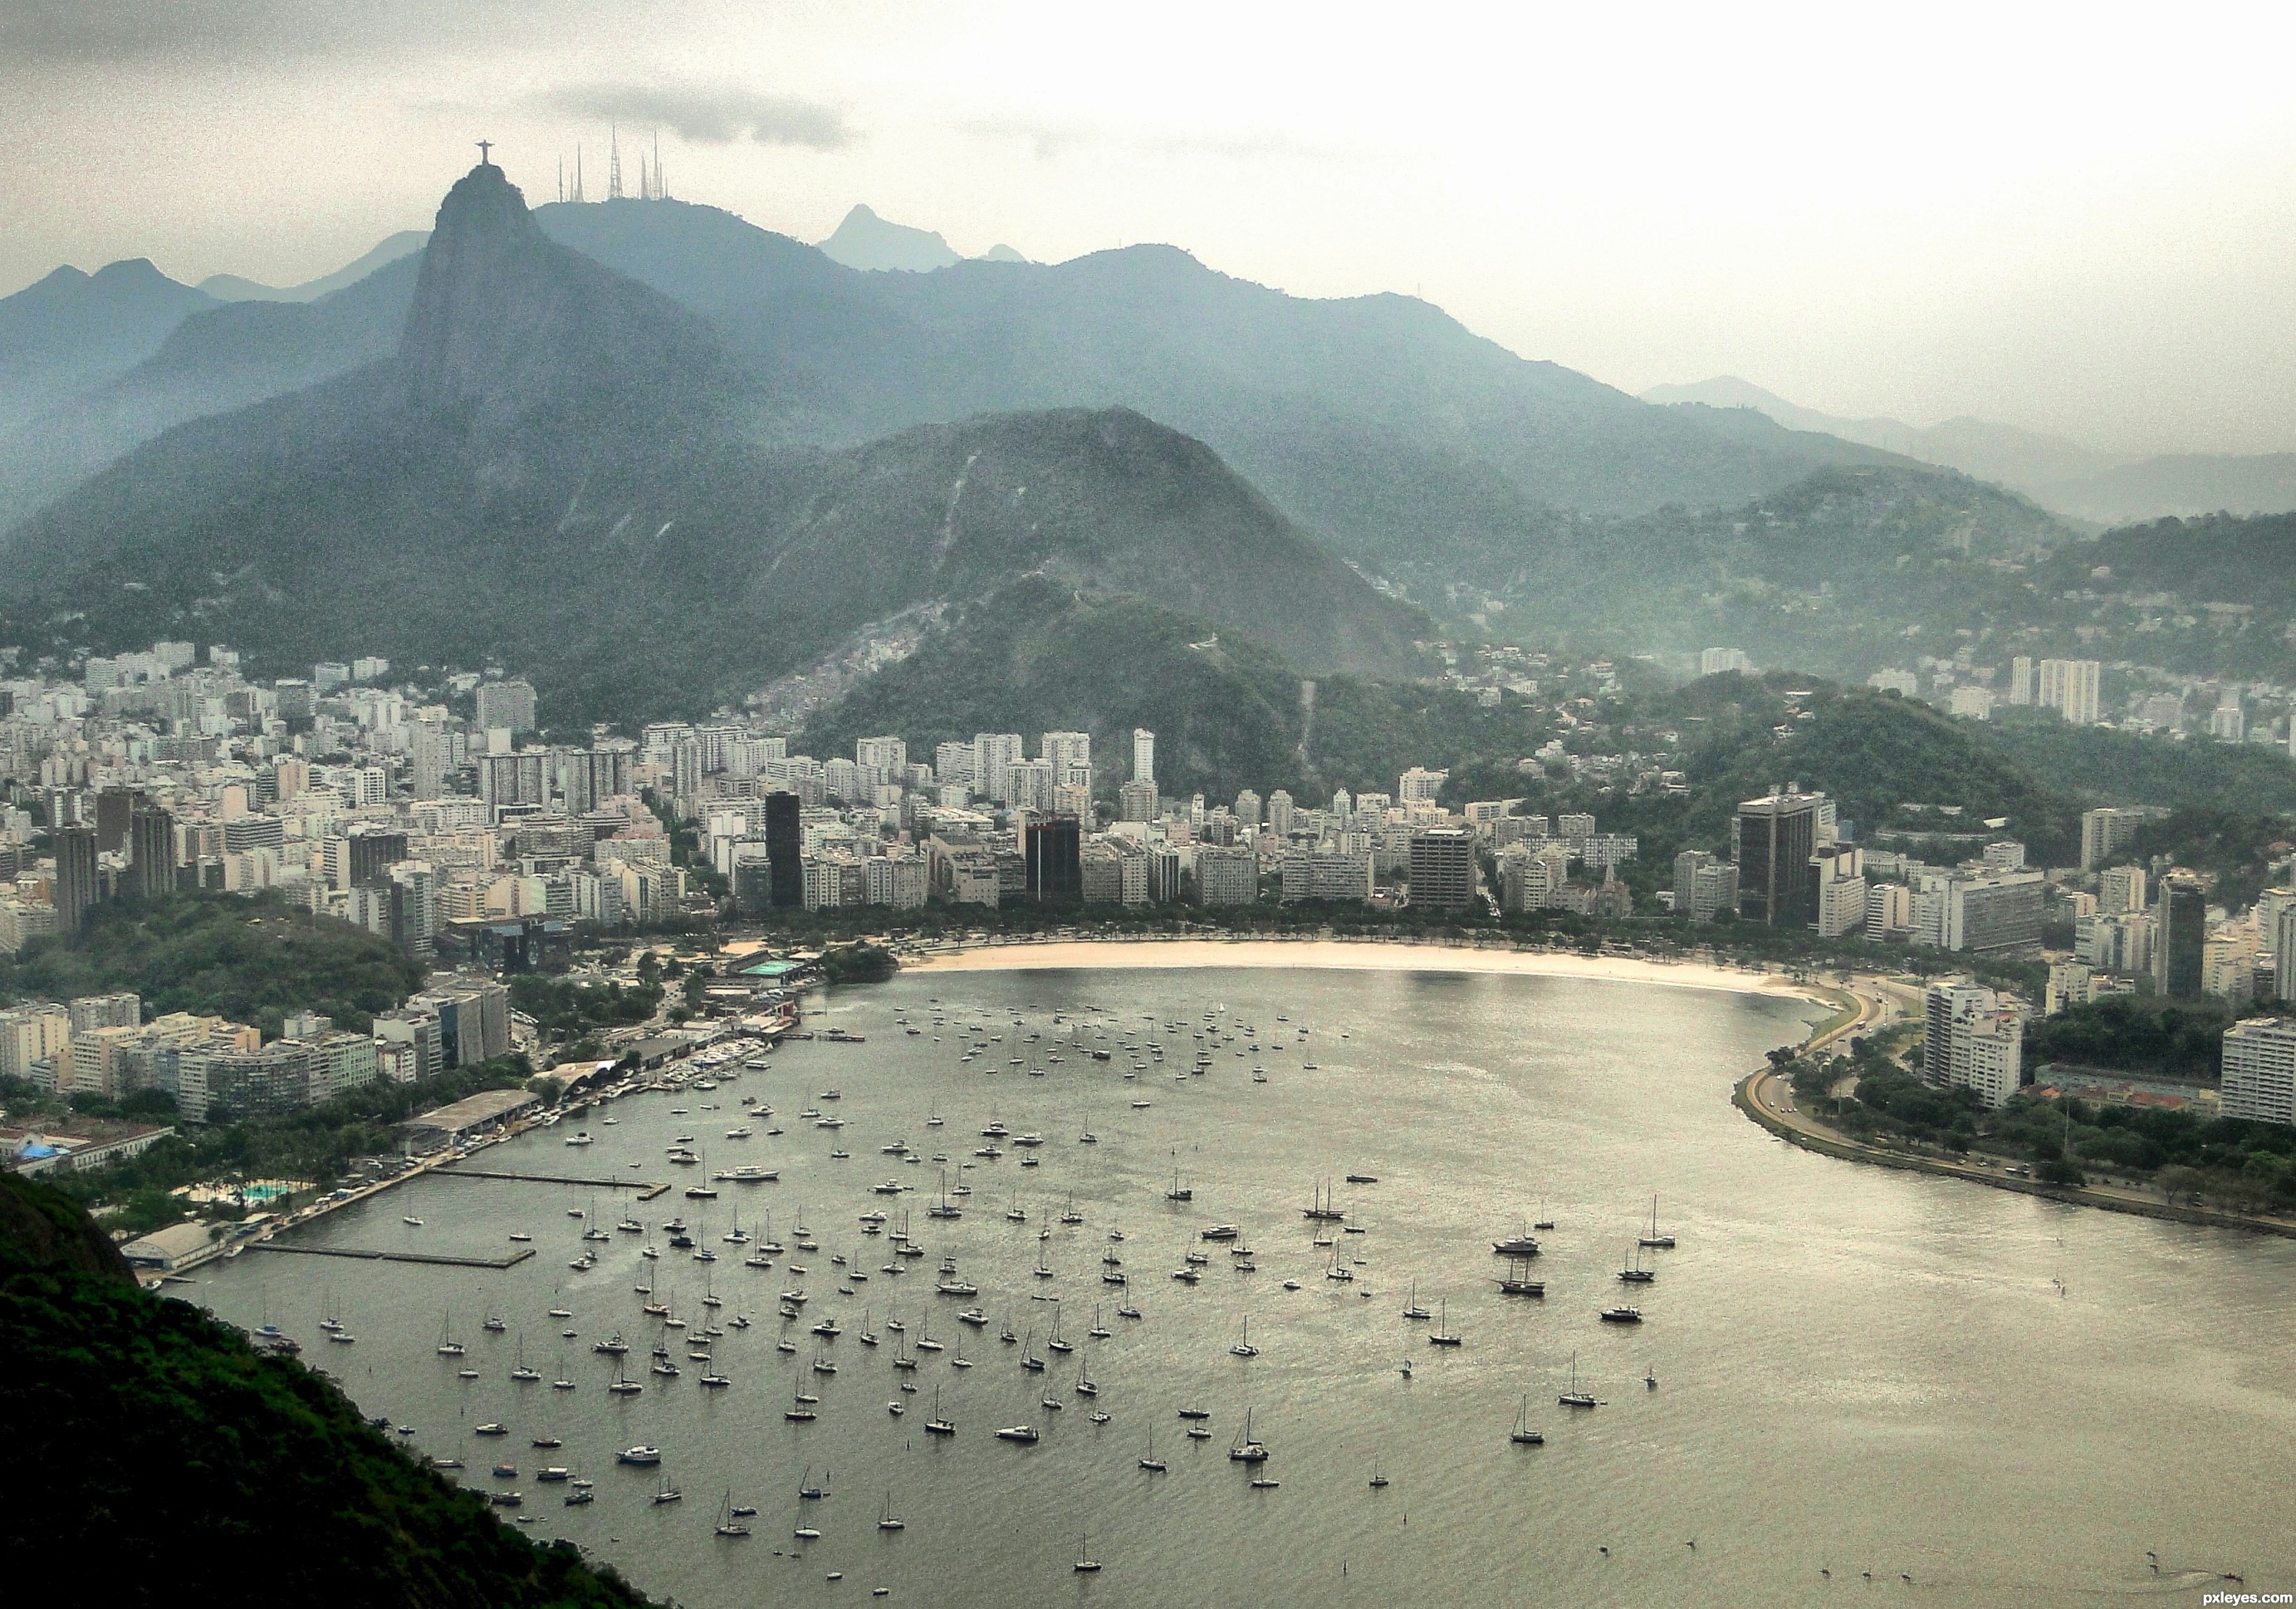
[898,936,1819,1003]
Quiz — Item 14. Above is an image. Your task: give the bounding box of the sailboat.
[1303,1178,1344,1221]
[1166,1166,1192,1203]
[713,1490,750,1536]
[1074,1535,1102,1573]
[1510,1394,1545,1445]
[1227,1407,1270,1463]
[1231,1317,1259,1358]
[1618,1244,1656,1284]
[1368,1453,1389,1489]
[1558,1352,1597,1409]
[435,1311,464,1357]
[510,1336,541,1382]
[1638,1195,1676,1250]
[924,1385,955,1435]
[1139,1429,1167,1472]
[1498,1258,1544,1297]
[1428,1299,1461,1347]
[877,1489,905,1532]
[1402,1284,1431,1321]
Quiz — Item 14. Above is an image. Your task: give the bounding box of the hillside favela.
[5,9,2294,1607]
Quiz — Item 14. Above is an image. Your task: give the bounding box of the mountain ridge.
[0,166,1425,721]
[1645,374,2296,526]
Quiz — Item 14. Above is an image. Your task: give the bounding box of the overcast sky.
[4,1,2291,457]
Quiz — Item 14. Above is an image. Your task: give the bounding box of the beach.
[901,934,1821,1002]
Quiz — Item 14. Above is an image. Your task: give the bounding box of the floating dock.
[436,1166,671,1200]
[246,1244,538,1270]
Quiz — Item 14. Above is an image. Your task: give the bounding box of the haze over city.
[5,0,2294,455]
[6,5,2296,1604]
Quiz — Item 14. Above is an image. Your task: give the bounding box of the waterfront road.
[1739,976,2296,1240]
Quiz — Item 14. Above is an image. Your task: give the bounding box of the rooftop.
[404,1087,538,1135]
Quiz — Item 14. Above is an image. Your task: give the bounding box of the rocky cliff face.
[399,163,737,453]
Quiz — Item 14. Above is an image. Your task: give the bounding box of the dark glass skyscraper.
[125,802,176,901]
[2155,874,2207,997]
[1735,792,1821,927]
[1025,816,1083,901]
[54,825,98,934]
[765,790,803,909]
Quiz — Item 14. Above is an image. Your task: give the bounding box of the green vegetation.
[1778,1038,2296,1210]
[1982,708,2296,817]
[819,941,898,985]
[0,1172,654,1607]
[507,973,663,1040]
[30,1056,532,1233]
[2025,995,2235,1081]
[2,890,423,1035]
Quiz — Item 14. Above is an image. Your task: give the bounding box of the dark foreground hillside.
[0,1173,653,1608]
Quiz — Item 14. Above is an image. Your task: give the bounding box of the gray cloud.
[0,0,532,66]
[962,115,1363,166]
[543,82,856,150]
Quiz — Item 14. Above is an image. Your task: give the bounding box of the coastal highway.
[1739,975,2296,1240]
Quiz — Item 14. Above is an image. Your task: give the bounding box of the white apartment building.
[2222,1017,2296,1127]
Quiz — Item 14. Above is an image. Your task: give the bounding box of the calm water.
[185,967,2295,1607]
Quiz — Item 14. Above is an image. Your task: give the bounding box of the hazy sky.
[4,1,2291,457]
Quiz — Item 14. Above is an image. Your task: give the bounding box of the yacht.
[1558,1353,1598,1409]
[1491,1225,1542,1257]
[1601,1306,1644,1324]
[1511,1396,1546,1445]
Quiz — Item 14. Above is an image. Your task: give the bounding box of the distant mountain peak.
[816,203,962,273]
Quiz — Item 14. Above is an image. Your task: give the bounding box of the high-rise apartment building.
[1672,849,1737,922]
[2276,904,2296,1006]
[2098,864,2147,916]
[2037,658,2101,725]
[1131,728,1155,785]
[1192,844,1258,906]
[855,736,908,773]
[2222,1018,2296,1127]
[2081,807,2143,871]
[474,677,537,736]
[2009,656,2035,706]
[1923,981,1998,1088]
[1407,825,1480,912]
